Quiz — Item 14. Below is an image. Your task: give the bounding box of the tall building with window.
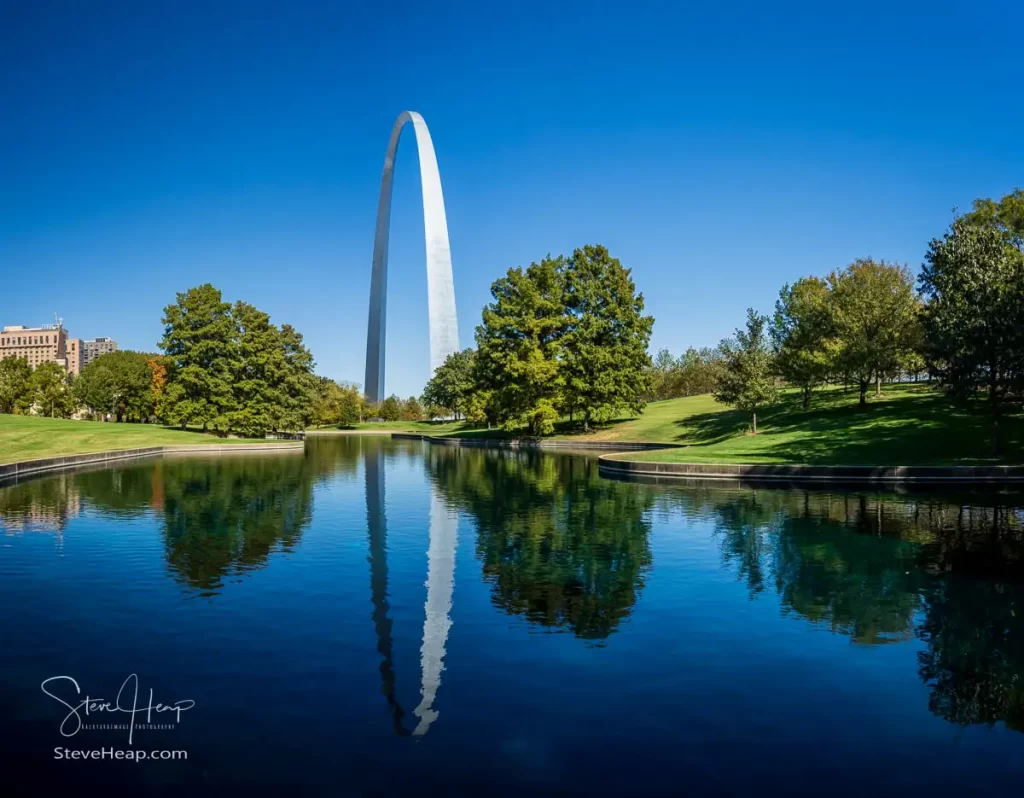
[66,338,83,375]
[82,337,117,367]
[1,324,117,375]
[0,324,70,371]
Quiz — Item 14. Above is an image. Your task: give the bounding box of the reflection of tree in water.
[426,447,653,640]
[158,441,359,592]
[657,482,1024,729]
[0,439,362,593]
[918,577,1024,731]
[158,456,313,592]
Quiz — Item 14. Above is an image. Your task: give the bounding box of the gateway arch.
[364,111,459,403]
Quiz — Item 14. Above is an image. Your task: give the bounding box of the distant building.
[0,325,117,376]
[82,337,117,368]
[66,338,83,376]
[0,324,70,371]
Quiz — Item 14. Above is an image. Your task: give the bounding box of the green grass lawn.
[0,415,284,464]
[602,383,1024,465]
[313,419,468,435]
[342,383,1023,466]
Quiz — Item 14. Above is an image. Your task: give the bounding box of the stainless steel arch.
[364,111,459,403]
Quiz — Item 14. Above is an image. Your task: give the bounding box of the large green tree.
[421,348,476,419]
[560,245,654,431]
[0,356,33,415]
[714,309,778,433]
[771,276,835,408]
[472,245,653,435]
[74,350,155,421]
[160,284,238,432]
[30,362,75,418]
[230,301,288,437]
[277,323,317,431]
[378,394,402,421]
[920,217,1024,454]
[828,259,921,406]
[475,256,566,435]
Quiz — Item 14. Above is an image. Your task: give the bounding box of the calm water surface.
[2,437,1024,794]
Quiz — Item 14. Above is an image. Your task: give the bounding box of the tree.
[421,349,476,419]
[74,351,154,421]
[336,384,363,426]
[559,245,654,431]
[159,284,238,432]
[920,217,1024,455]
[714,309,778,433]
[400,396,423,421]
[73,363,115,418]
[378,395,402,421]
[230,301,288,437]
[475,256,566,435]
[647,348,679,401]
[681,347,727,396]
[463,387,496,426]
[962,188,1024,252]
[645,346,726,402]
[277,323,317,431]
[0,356,33,414]
[147,356,168,418]
[31,362,75,418]
[828,259,921,406]
[771,276,835,408]
[311,377,340,427]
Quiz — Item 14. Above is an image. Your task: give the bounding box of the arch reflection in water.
[363,440,457,736]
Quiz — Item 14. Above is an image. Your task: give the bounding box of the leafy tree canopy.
[714,309,778,433]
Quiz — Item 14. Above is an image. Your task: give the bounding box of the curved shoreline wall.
[597,455,1024,483]
[0,442,305,486]
[390,433,1024,483]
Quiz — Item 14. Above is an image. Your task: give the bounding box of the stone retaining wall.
[597,455,1024,483]
[391,433,1024,483]
[0,442,305,484]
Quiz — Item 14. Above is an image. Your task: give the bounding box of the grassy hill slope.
[0,415,280,465]
[350,383,1024,465]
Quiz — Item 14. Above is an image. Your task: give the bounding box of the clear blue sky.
[1,1,1020,397]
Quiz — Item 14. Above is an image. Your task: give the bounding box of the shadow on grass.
[674,386,1024,465]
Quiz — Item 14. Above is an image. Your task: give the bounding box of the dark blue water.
[2,436,1024,795]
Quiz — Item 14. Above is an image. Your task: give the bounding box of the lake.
[2,436,1024,795]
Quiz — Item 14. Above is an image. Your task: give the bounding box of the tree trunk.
[802,386,811,409]
[991,370,1002,457]
[752,411,757,434]
[875,373,881,397]
[859,381,868,406]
